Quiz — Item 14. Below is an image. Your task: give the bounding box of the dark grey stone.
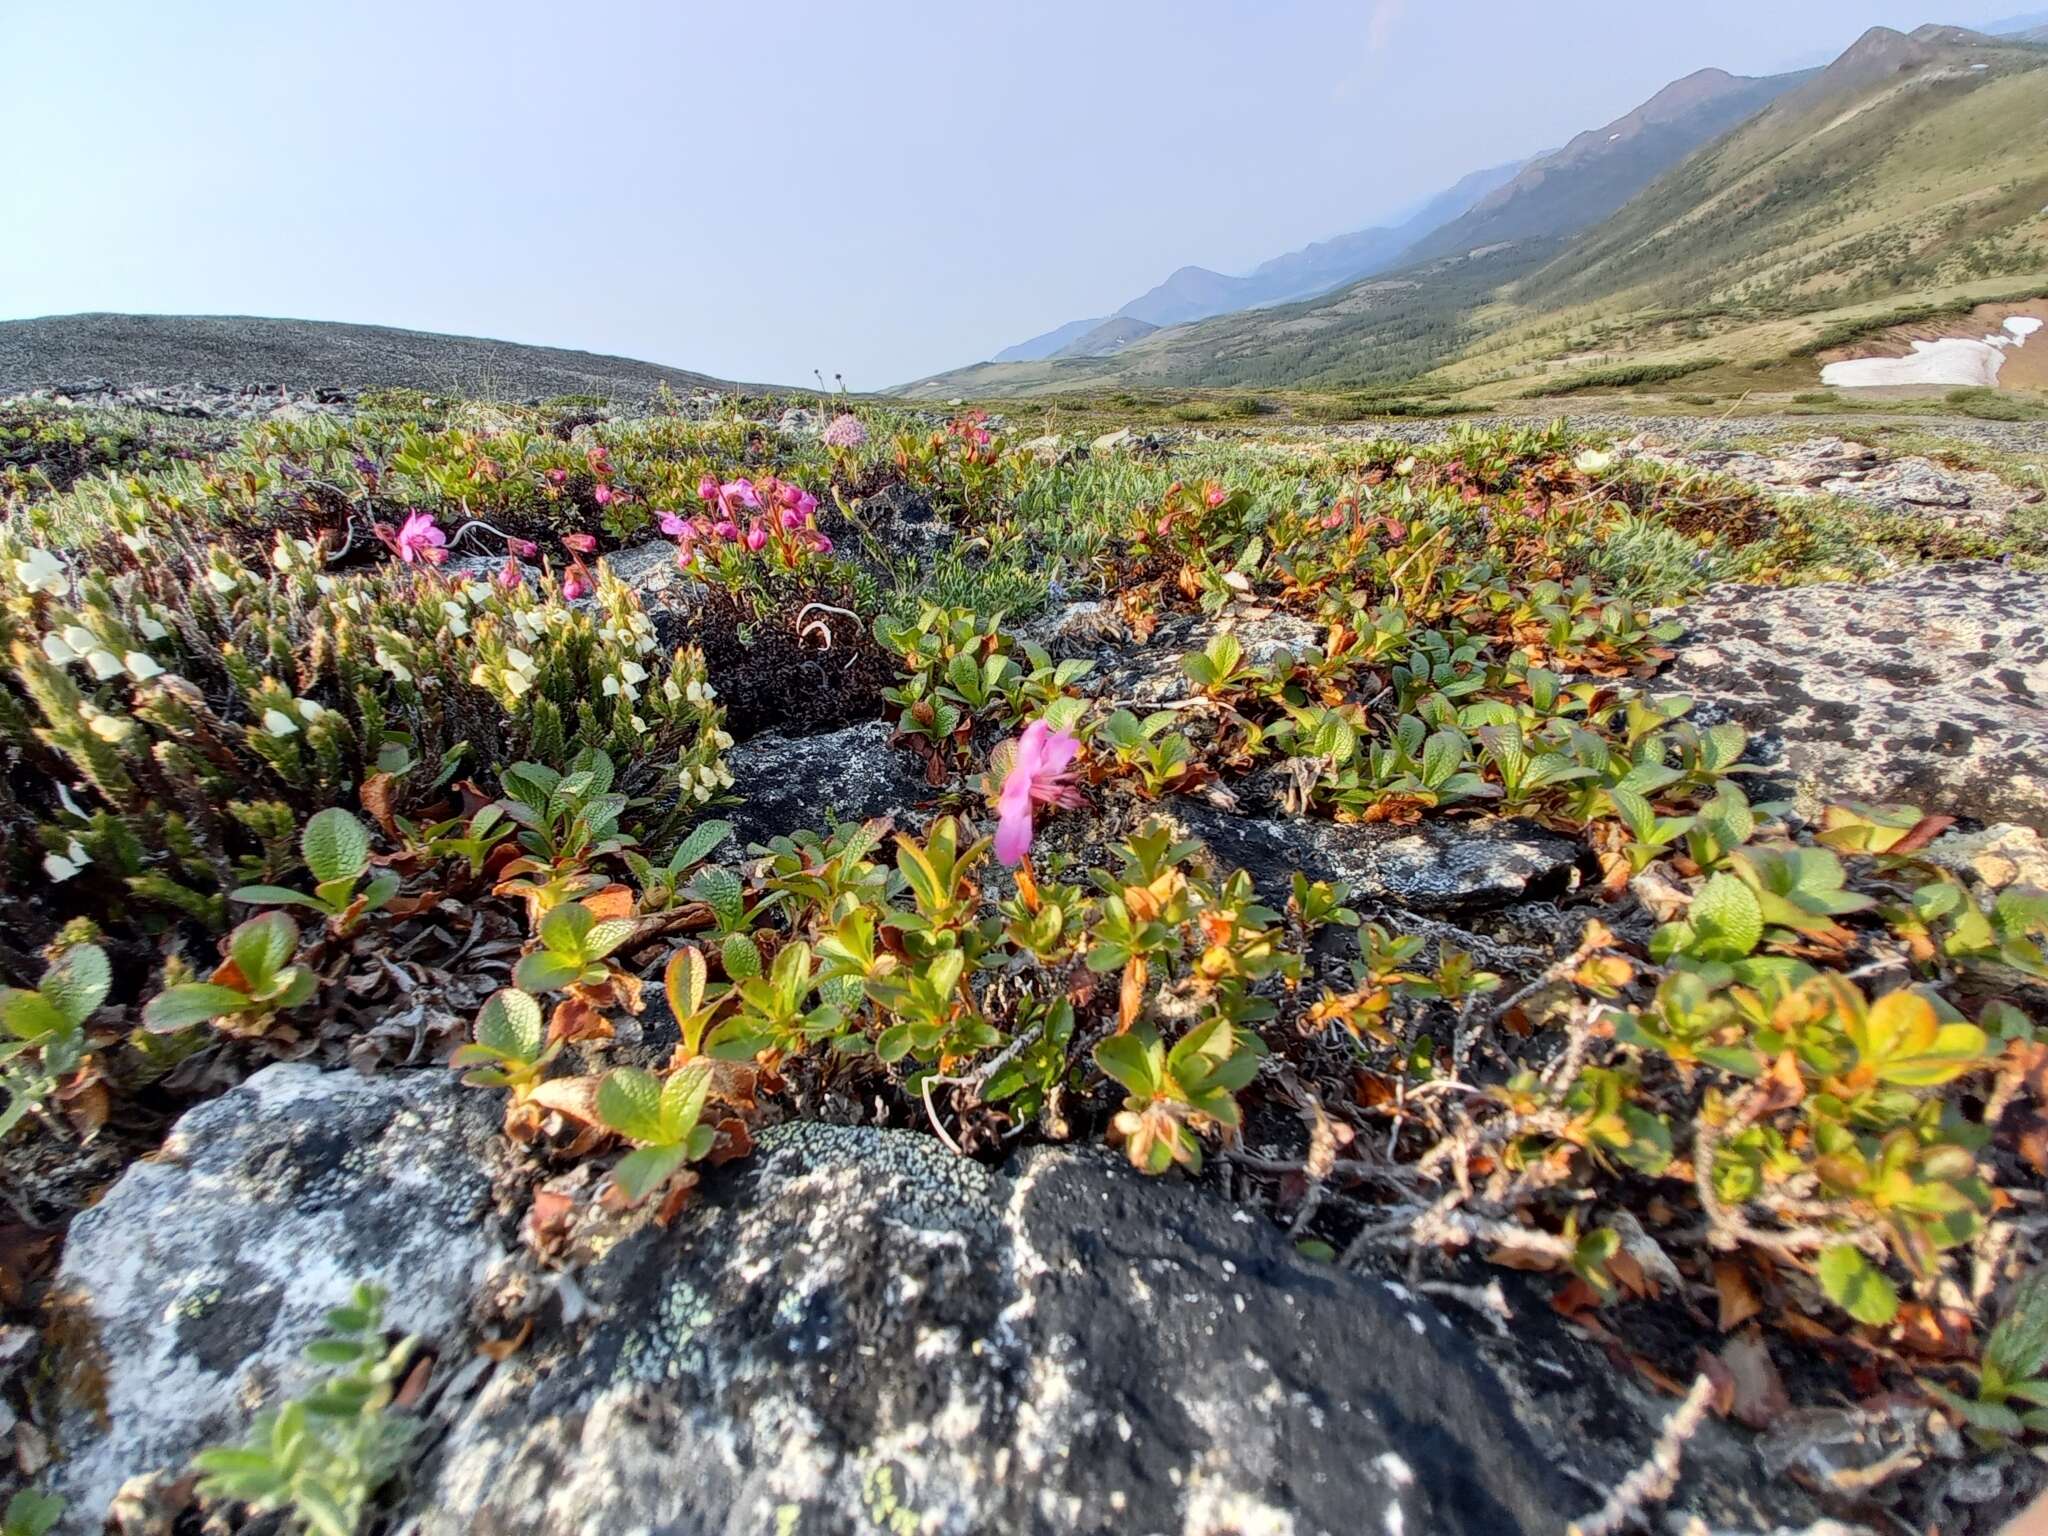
[414,1124,1575,1536]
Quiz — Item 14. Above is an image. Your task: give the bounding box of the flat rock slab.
[1176,802,1582,913]
[42,1065,508,1524]
[417,1124,1573,1536]
[1661,563,2048,830]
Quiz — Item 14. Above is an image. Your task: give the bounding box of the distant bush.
[1791,391,1839,406]
[1944,387,2048,422]
[1526,359,1724,397]
[1788,301,1973,358]
[1170,396,1272,423]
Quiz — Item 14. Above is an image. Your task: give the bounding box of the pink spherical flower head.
[994,719,1083,868]
[822,413,867,450]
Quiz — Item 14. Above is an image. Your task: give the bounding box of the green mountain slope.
[909,24,2048,402]
[1399,67,1809,264]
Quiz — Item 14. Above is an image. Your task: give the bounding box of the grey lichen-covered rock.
[414,1124,1572,1536]
[42,1064,508,1525]
[1096,611,1321,707]
[1175,802,1583,914]
[724,720,931,847]
[1661,563,2048,830]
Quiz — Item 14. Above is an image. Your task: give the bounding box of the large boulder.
[1661,563,2048,830]
[416,1123,1574,1536]
[41,1064,509,1524]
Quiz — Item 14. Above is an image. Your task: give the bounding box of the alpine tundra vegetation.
[0,371,2045,1535]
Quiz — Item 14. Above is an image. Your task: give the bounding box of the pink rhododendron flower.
[592,484,614,506]
[1205,485,1227,509]
[506,536,539,558]
[813,534,833,554]
[994,719,1083,868]
[724,479,761,510]
[745,523,768,552]
[697,474,720,504]
[546,468,568,487]
[712,519,740,541]
[561,561,593,601]
[392,511,447,565]
[658,512,690,537]
[496,555,525,590]
[822,413,866,450]
[563,532,597,554]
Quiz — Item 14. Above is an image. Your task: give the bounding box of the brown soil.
[690,589,895,741]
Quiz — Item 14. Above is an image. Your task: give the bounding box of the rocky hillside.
[2,388,2046,1534]
[0,312,745,401]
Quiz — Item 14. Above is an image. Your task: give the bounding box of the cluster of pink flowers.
[821,413,867,450]
[946,410,993,451]
[587,445,624,508]
[658,475,832,569]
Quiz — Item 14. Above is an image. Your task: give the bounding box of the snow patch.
[1822,313,2041,389]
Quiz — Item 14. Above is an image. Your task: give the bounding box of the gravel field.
[0,312,746,400]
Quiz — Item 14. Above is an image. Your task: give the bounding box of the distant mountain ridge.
[960,57,1809,382]
[905,20,2048,400]
[1396,67,1810,264]
[987,160,1519,364]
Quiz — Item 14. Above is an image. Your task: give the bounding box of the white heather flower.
[1574,449,1615,476]
[41,632,77,664]
[120,531,151,554]
[13,548,68,596]
[602,675,621,697]
[662,677,681,703]
[124,651,164,681]
[693,783,712,803]
[56,783,86,818]
[44,849,84,882]
[205,567,238,594]
[375,648,412,684]
[628,713,647,733]
[711,728,733,750]
[61,625,97,655]
[297,698,325,721]
[87,713,132,744]
[505,647,535,675]
[137,613,168,641]
[620,660,647,686]
[503,670,532,697]
[715,764,734,788]
[315,574,337,594]
[85,649,124,681]
[263,708,299,737]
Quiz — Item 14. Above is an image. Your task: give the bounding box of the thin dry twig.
[1566,1372,1715,1536]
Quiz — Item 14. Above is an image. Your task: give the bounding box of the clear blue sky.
[0,0,2018,387]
